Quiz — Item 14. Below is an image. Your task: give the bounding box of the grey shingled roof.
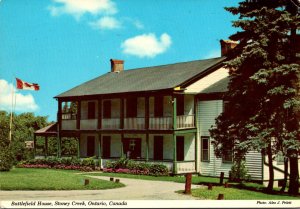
[200,77,229,94]
[55,57,226,98]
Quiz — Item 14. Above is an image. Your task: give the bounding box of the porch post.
[121,133,124,157]
[76,100,81,130]
[172,95,177,174]
[77,137,80,158]
[98,97,102,129]
[57,99,62,158]
[98,133,102,168]
[146,133,149,161]
[45,136,48,157]
[120,98,124,129]
[33,135,36,158]
[172,96,177,130]
[173,134,177,174]
[98,133,102,158]
[194,132,198,172]
[194,96,198,172]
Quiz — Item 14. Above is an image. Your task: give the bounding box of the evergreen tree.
[210,0,300,194]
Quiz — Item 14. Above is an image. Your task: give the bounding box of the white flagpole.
[8,80,14,142]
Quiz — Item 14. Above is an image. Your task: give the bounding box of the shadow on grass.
[197,181,300,197]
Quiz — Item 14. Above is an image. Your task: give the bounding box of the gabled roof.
[200,77,229,94]
[55,57,226,98]
[34,123,58,136]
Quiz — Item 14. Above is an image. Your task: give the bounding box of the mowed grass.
[190,186,300,200]
[91,172,300,200]
[89,172,220,184]
[0,168,124,190]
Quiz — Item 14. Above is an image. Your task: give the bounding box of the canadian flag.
[16,78,40,91]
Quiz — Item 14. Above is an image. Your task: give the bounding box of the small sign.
[25,141,34,149]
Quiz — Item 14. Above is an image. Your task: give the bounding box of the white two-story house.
[35,40,296,184]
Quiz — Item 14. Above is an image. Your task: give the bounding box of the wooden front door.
[154,136,163,160]
[122,138,141,159]
[87,136,95,157]
[176,136,184,161]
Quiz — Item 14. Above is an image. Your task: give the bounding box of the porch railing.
[149,117,172,130]
[102,118,120,129]
[124,117,145,130]
[62,113,77,120]
[176,114,195,129]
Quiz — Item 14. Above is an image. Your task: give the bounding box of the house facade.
[35,40,295,183]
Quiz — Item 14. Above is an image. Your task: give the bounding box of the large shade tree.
[210,0,300,195]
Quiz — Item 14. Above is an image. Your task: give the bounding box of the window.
[102,136,111,158]
[153,136,163,160]
[176,95,184,116]
[176,136,184,161]
[87,102,96,119]
[154,96,163,117]
[86,136,95,157]
[103,100,111,118]
[222,150,233,163]
[276,152,285,165]
[126,97,137,117]
[122,138,141,159]
[201,136,210,162]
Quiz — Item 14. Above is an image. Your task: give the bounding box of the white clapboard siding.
[245,151,263,180]
[197,100,263,180]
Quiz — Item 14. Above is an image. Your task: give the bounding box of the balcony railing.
[62,113,77,120]
[60,114,195,130]
[124,117,145,130]
[176,114,195,129]
[149,117,172,130]
[102,118,120,129]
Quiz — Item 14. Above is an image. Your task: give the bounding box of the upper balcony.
[59,95,196,131]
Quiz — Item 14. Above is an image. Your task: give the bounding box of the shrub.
[81,157,95,168]
[230,160,251,182]
[149,164,169,176]
[0,144,14,171]
[103,158,169,176]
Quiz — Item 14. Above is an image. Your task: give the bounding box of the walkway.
[0,174,203,200]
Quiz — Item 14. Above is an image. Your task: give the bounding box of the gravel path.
[0,175,203,200]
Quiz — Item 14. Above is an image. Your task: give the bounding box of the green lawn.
[88,172,220,184]
[90,172,300,200]
[0,168,124,190]
[190,186,300,200]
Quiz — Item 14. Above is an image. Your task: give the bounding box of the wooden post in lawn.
[217,194,224,200]
[208,183,213,190]
[184,173,192,194]
[220,172,224,185]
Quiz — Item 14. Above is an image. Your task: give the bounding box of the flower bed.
[103,158,169,176]
[16,157,99,172]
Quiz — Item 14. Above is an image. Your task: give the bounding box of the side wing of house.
[196,99,264,180]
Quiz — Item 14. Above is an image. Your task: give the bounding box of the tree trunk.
[288,154,299,195]
[280,156,288,192]
[266,143,274,193]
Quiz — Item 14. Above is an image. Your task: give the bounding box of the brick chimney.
[110,59,124,73]
[220,40,238,56]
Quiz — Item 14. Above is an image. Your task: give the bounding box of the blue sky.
[0,0,238,122]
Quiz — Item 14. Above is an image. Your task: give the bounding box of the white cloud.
[0,80,39,112]
[202,49,221,59]
[89,16,121,30]
[121,33,172,58]
[133,20,144,29]
[48,0,117,19]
